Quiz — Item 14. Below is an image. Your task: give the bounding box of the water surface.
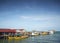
[0,31,60,43]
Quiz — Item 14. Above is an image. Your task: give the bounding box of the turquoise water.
[0,31,60,43]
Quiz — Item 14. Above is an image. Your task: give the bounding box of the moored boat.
[49,30,55,34]
[8,37,14,39]
[40,32,49,35]
[8,35,28,40]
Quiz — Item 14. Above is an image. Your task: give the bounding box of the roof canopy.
[0,29,16,32]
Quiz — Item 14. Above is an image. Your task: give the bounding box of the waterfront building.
[0,29,16,35]
[0,28,26,38]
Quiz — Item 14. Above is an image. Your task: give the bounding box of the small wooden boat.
[41,32,49,35]
[21,36,28,39]
[8,36,21,40]
[8,37,14,39]
[14,37,21,39]
[8,36,28,40]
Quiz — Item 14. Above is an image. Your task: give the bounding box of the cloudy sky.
[0,0,60,31]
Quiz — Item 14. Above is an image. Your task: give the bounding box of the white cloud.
[21,16,32,19]
[20,16,52,21]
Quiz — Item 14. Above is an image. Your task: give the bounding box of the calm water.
[0,31,60,43]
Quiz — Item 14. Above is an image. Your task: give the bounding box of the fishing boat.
[8,35,28,40]
[21,35,28,39]
[49,30,55,34]
[8,37,14,39]
[40,31,49,35]
[31,32,39,36]
[14,36,21,39]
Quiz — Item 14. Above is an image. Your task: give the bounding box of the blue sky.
[0,0,60,31]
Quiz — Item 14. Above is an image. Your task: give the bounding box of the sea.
[0,31,60,43]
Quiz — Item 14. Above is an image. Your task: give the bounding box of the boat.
[14,37,21,39]
[8,35,28,40]
[8,37,14,39]
[21,35,28,39]
[49,30,55,34]
[31,32,39,36]
[40,32,49,35]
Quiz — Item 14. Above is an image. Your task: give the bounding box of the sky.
[0,0,60,31]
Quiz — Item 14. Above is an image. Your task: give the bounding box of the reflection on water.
[0,32,60,43]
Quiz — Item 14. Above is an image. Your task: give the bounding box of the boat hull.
[8,36,28,40]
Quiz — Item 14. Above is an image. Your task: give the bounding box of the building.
[0,28,16,35]
[0,28,26,34]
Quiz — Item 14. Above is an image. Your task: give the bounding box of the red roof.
[0,29,16,32]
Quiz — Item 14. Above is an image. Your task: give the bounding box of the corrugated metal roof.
[0,29,16,32]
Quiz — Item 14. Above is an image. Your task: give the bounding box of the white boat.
[31,33,35,36]
[49,30,54,34]
[31,32,39,36]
